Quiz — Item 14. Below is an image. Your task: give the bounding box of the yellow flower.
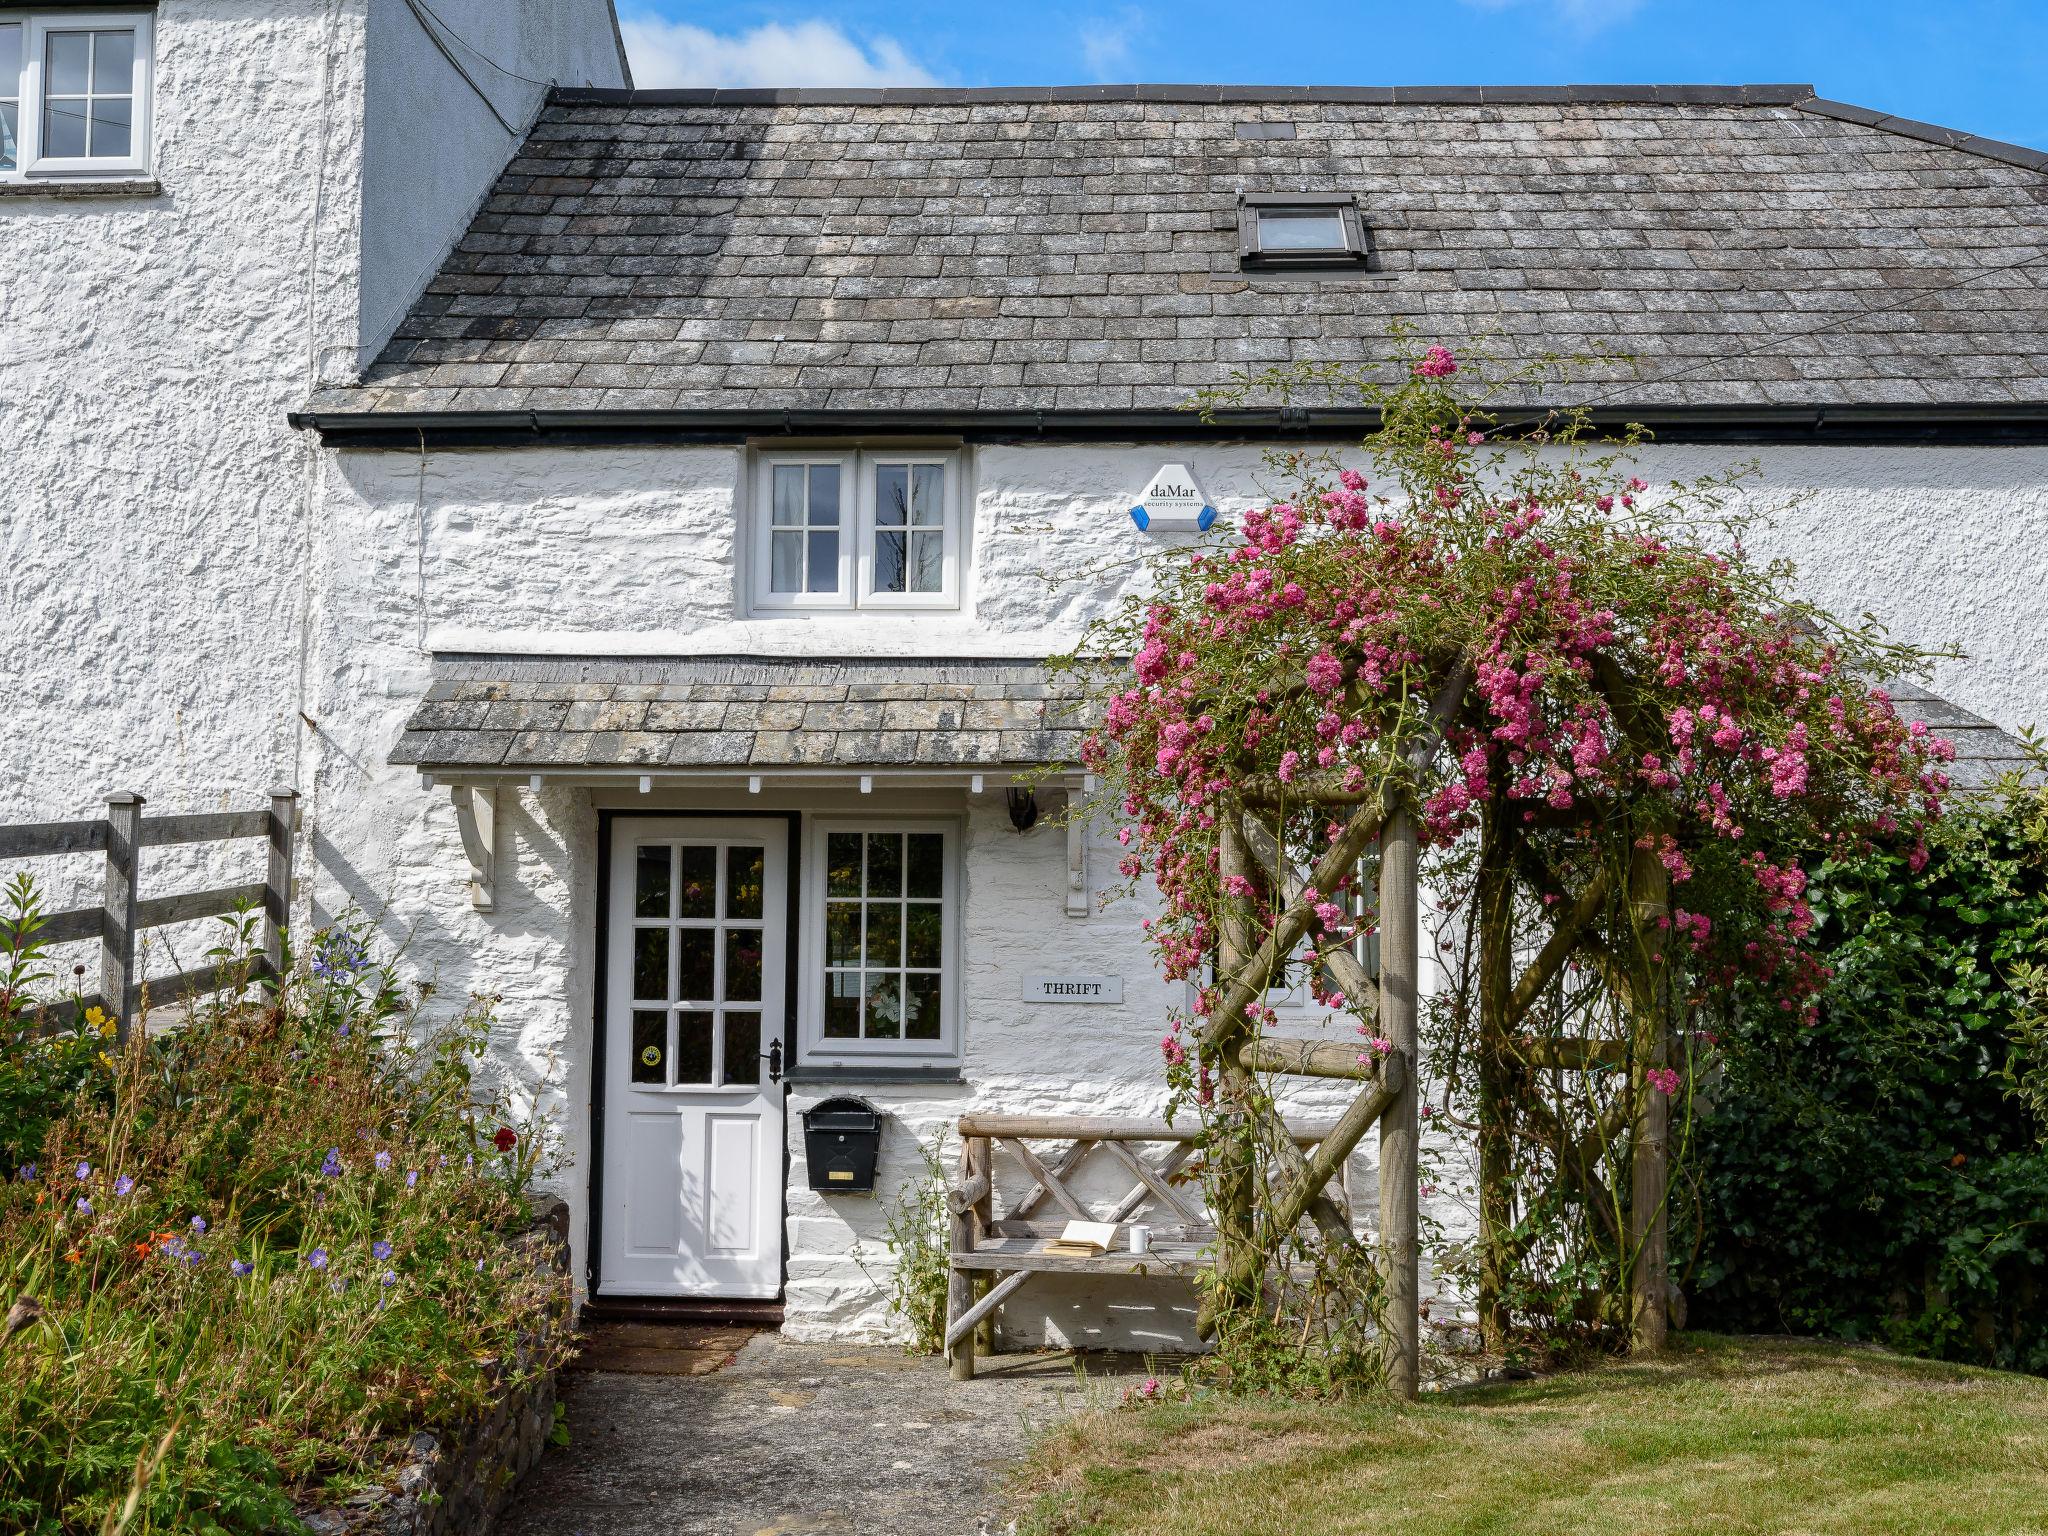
[84,1006,115,1038]
[97,1052,115,1072]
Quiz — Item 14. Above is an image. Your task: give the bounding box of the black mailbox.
[803,1096,882,1193]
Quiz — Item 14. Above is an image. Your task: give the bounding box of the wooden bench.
[943,1112,1352,1378]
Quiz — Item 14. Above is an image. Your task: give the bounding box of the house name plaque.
[1023,975,1124,1004]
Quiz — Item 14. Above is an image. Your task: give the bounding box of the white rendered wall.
[301,433,2048,1340]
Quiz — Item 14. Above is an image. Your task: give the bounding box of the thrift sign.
[1024,975,1124,1003]
[1130,463,1217,532]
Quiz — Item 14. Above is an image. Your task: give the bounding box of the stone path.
[497,1329,1160,1536]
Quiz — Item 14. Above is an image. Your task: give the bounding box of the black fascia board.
[289,402,2048,450]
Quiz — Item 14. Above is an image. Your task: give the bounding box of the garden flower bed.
[0,893,574,1534]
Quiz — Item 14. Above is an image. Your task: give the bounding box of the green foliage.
[1689,763,2048,1373]
[0,874,118,1176]
[860,1133,952,1355]
[0,898,570,1533]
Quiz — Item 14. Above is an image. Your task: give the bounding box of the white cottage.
[8,20,2048,1347]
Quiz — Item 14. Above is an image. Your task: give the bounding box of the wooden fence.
[0,789,298,1041]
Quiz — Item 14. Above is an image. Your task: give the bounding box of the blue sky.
[618,1,2048,150]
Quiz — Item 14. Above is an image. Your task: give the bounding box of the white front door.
[600,818,787,1298]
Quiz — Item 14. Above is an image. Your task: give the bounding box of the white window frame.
[749,447,964,615]
[4,11,153,182]
[798,816,963,1069]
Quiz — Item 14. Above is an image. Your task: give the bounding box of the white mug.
[1127,1223,1152,1255]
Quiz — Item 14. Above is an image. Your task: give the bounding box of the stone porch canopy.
[295,82,2048,446]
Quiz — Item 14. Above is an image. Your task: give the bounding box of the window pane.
[677,929,714,1001]
[865,833,901,897]
[875,465,909,526]
[873,530,906,593]
[46,31,88,94]
[770,529,803,593]
[674,1011,714,1083]
[906,833,944,899]
[910,530,943,594]
[630,1009,668,1084]
[825,902,862,966]
[634,846,671,919]
[823,972,860,1037]
[864,901,901,967]
[633,928,669,1001]
[911,464,944,526]
[2,103,17,173]
[1258,208,1347,251]
[44,98,86,158]
[724,1011,761,1085]
[865,974,902,1040]
[904,973,942,1040]
[89,97,129,158]
[826,832,862,896]
[724,928,762,1003]
[906,902,943,968]
[805,529,838,593]
[771,464,804,526]
[677,845,716,919]
[725,845,764,920]
[808,463,840,527]
[91,29,133,94]
[0,26,19,86]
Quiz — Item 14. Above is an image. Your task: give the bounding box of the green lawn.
[1018,1335,2048,1536]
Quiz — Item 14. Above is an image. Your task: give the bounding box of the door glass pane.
[906,902,943,968]
[676,929,713,1001]
[0,26,19,84]
[808,463,840,526]
[770,529,802,592]
[89,97,129,158]
[1,102,17,173]
[43,97,85,158]
[771,464,804,525]
[873,530,906,593]
[632,928,669,1001]
[724,928,763,1002]
[864,901,900,967]
[825,902,862,965]
[906,833,943,898]
[805,529,838,592]
[630,1009,667,1083]
[910,530,943,593]
[823,973,860,1037]
[634,845,671,918]
[865,974,902,1039]
[725,845,764,919]
[911,464,944,525]
[875,464,908,526]
[865,833,901,897]
[674,1011,714,1083]
[724,1012,761,1085]
[826,832,862,896]
[904,973,942,1040]
[677,845,716,918]
[46,31,88,93]
[91,29,133,92]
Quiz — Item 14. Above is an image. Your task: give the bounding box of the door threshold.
[581,1295,786,1327]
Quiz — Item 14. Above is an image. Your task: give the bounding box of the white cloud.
[1458,0,1644,30]
[619,15,940,89]
[1078,10,1144,80]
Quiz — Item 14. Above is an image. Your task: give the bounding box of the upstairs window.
[1238,193,1369,271]
[752,449,962,613]
[0,12,153,181]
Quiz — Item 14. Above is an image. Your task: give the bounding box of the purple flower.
[371,1240,393,1261]
[337,1022,351,1038]
[183,1249,204,1267]
[306,1248,328,1271]
[16,1164,35,1183]
[374,1151,392,1173]
[74,1161,91,1181]
[381,1270,397,1288]
[231,1259,253,1278]
[75,1196,93,1215]
[113,1175,135,1197]
[405,1170,419,1190]
[190,1216,207,1234]
[320,1148,343,1177]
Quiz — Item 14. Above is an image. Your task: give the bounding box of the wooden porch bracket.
[449,784,499,911]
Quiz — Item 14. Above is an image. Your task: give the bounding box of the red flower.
[493,1127,518,1153]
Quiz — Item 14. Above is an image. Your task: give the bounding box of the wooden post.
[1211,812,1260,1317]
[948,1134,980,1380]
[263,787,297,984]
[1377,807,1421,1400]
[969,1135,996,1357]
[100,791,144,1043]
[1474,808,1517,1354]
[1627,841,1672,1353]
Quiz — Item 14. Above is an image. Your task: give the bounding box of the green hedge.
[1689,764,2048,1372]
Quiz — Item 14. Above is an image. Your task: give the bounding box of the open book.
[1042,1219,1119,1257]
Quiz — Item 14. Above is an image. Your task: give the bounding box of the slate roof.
[309,84,2048,421]
[390,656,1088,772]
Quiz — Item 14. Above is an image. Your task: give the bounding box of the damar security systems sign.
[1130,463,1218,532]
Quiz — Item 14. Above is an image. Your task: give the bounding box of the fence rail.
[1,790,298,1041]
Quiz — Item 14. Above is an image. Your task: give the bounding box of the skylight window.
[1238,193,1370,270]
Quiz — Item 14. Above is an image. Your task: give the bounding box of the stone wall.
[295,1197,571,1536]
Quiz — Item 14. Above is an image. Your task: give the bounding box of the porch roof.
[388,655,1089,775]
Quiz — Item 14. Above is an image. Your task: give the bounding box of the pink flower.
[1412,345,1458,379]
[1646,1067,1681,1096]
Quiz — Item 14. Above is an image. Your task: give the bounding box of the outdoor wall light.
[1007,786,1039,832]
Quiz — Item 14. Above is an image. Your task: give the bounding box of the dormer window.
[0,11,153,182]
[1238,193,1370,270]
[750,448,964,614]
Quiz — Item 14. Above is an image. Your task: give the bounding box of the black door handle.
[767,1039,783,1084]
